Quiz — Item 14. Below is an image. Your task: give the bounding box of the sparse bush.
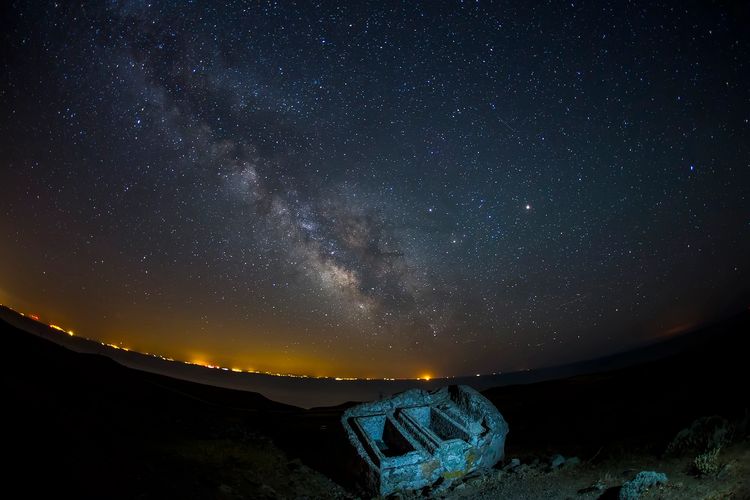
[666,416,732,456]
[693,446,721,476]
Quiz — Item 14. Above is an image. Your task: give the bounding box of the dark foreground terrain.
[2,310,750,499]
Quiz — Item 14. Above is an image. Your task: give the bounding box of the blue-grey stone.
[619,471,668,500]
[550,454,566,469]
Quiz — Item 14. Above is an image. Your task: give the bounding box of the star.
[0,0,746,379]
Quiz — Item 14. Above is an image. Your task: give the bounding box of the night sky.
[1,1,748,379]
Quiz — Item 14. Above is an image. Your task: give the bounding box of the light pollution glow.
[4,304,459,381]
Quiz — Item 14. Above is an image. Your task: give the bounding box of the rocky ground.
[125,410,750,500]
[170,436,750,500]
[436,439,750,500]
[3,308,750,499]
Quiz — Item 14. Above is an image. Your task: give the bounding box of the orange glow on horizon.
[1,304,448,381]
[658,322,697,339]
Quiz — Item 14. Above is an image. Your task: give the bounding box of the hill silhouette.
[3,309,749,498]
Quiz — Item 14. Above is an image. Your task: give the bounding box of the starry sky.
[1,1,748,379]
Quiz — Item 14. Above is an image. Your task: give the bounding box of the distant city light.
[4,304,449,383]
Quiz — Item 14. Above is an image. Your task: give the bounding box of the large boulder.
[341,385,508,496]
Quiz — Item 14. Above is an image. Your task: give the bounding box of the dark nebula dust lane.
[1,1,748,378]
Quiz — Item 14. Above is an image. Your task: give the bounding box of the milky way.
[1,1,748,377]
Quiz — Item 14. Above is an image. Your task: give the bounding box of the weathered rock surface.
[341,385,508,496]
[619,471,668,500]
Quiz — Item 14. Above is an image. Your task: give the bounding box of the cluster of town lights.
[4,305,497,382]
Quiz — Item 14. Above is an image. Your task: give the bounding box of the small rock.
[503,458,521,471]
[619,471,668,500]
[717,463,732,480]
[550,454,566,469]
